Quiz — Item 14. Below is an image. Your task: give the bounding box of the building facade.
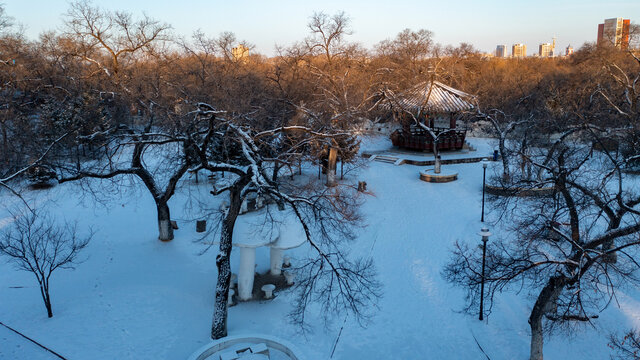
[597,17,631,49]
[512,43,526,58]
[495,45,507,58]
[231,45,249,62]
[539,43,553,57]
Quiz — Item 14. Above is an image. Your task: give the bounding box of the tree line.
[1,2,640,359]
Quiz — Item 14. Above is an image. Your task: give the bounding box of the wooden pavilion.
[380,80,476,152]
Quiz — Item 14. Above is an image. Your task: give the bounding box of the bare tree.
[63,0,170,82]
[190,103,380,339]
[55,109,211,241]
[375,28,434,82]
[0,210,92,318]
[444,126,640,360]
[609,329,640,359]
[0,5,13,34]
[55,2,191,241]
[475,108,530,181]
[305,11,352,66]
[594,50,639,124]
[0,132,70,206]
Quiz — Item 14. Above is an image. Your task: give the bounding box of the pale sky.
[4,0,639,56]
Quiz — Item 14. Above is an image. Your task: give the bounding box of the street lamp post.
[481,160,488,222]
[479,227,491,321]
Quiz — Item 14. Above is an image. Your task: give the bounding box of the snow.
[1,135,639,359]
[0,325,57,360]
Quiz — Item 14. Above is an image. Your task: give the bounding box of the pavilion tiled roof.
[380,80,477,113]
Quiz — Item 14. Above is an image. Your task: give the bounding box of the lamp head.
[479,227,492,239]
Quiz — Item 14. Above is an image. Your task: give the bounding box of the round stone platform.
[188,334,303,360]
[419,169,458,183]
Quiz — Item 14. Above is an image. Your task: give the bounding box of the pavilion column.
[270,247,284,275]
[237,247,256,300]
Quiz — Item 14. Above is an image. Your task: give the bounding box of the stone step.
[374,156,397,163]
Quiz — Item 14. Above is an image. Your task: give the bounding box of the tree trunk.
[603,219,621,263]
[211,183,243,339]
[433,141,441,174]
[1,120,8,167]
[326,147,338,187]
[557,155,581,250]
[156,200,174,241]
[499,137,510,182]
[272,162,280,182]
[528,277,564,360]
[530,317,543,360]
[39,282,53,318]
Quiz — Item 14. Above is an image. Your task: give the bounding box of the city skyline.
[4,0,639,57]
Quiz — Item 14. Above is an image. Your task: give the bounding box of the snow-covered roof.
[220,206,306,249]
[380,80,476,114]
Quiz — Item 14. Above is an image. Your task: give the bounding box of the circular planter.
[419,169,458,183]
[188,334,304,360]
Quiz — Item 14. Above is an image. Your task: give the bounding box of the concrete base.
[419,169,458,183]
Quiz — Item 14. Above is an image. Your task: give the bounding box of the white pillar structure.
[270,247,284,275]
[228,289,235,305]
[237,247,256,301]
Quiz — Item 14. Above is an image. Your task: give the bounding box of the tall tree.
[191,103,380,339]
[445,125,640,360]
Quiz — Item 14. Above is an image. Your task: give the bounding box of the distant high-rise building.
[495,45,507,58]
[565,45,574,56]
[539,43,554,57]
[232,44,249,62]
[512,43,527,58]
[597,17,631,49]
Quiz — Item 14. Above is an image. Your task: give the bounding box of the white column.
[270,247,284,275]
[237,247,256,301]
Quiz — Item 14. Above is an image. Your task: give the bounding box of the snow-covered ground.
[1,136,639,359]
